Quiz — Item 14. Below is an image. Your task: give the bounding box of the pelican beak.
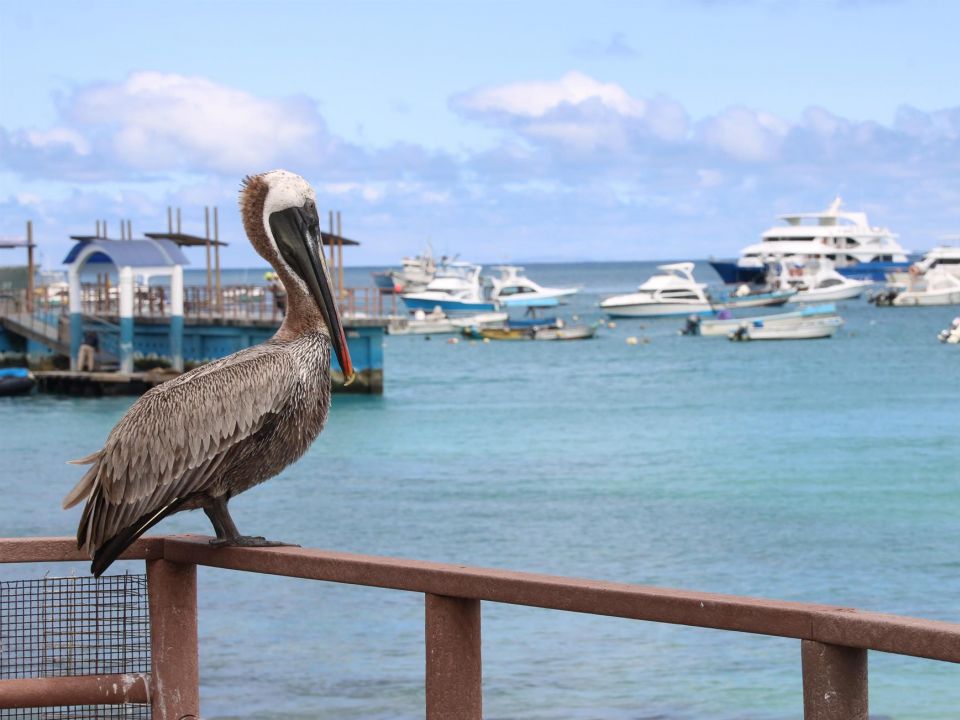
[269,202,355,385]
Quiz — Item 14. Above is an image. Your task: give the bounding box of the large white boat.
[710,198,911,283]
[775,259,874,303]
[488,266,578,308]
[600,263,714,317]
[887,244,960,286]
[400,262,497,314]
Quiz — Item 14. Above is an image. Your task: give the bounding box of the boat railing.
[1,534,958,719]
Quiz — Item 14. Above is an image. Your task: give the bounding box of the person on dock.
[267,271,287,316]
[78,330,99,372]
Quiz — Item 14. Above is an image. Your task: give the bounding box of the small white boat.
[890,268,960,307]
[488,266,577,308]
[688,303,837,337]
[600,263,714,317]
[389,308,507,335]
[373,245,437,294]
[887,244,960,286]
[776,259,873,302]
[715,285,796,309]
[532,323,597,341]
[728,316,843,341]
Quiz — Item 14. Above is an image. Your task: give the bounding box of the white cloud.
[25,128,91,155]
[698,106,790,162]
[457,71,647,119]
[68,71,328,173]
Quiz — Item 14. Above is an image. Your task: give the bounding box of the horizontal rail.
[3,535,959,667]
[0,674,149,708]
[157,535,960,664]
[0,536,164,564]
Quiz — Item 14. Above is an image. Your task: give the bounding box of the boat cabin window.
[499,286,534,295]
[660,289,699,300]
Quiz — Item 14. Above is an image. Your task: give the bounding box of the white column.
[170,265,184,371]
[68,266,83,370]
[119,266,135,374]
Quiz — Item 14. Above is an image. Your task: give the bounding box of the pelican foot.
[209,536,301,548]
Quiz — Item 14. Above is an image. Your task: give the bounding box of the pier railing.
[1,535,959,719]
[1,284,399,326]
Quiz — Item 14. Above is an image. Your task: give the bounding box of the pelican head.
[240,169,354,383]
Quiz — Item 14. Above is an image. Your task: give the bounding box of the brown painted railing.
[2,535,959,719]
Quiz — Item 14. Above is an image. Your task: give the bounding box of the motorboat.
[401,262,497,314]
[372,246,438,294]
[600,263,714,317]
[710,198,911,284]
[0,367,35,396]
[887,268,960,307]
[488,266,577,308]
[728,316,843,341]
[774,259,873,303]
[684,303,838,337]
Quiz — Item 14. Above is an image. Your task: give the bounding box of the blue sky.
[1,0,958,268]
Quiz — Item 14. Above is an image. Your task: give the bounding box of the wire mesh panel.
[0,573,151,719]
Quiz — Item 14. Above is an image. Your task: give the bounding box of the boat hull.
[717,291,795,309]
[712,259,911,284]
[709,261,765,285]
[730,318,842,341]
[697,304,837,337]
[892,290,960,307]
[787,284,870,303]
[400,296,498,314]
[601,301,714,318]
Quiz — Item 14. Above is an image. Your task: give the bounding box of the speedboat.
[488,266,577,308]
[888,268,960,307]
[600,263,714,317]
[774,259,873,302]
[401,262,497,314]
[710,197,911,284]
[728,316,843,341]
[389,308,508,335]
[686,303,837,337]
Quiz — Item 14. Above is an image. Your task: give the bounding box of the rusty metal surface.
[0,673,149,708]
[425,594,482,720]
[801,640,868,720]
[147,559,200,720]
[160,535,960,664]
[0,536,163,564]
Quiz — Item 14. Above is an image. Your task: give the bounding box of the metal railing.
[1,535,958,719]
[2,285,398,323]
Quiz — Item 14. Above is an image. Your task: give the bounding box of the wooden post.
[204,207,212,308]
[336,211,344,299]
[425,594,482,720]
[213,206,222,313]
[801,640,867,720]
[25,221,34,313]
[147,559,200,720]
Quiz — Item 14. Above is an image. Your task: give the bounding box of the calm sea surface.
[2,261,958,719]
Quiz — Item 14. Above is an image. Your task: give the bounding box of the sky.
[1,0,959,268]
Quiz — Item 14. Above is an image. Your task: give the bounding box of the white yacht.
[600,263,714,317]
[488,266,578,308]
[888,244,960,285]
[400,261,497,314]
[710,198,911,283]
[373,245,437,294]
[776,259,874,303]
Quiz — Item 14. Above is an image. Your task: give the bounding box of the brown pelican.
[62,170,354,576]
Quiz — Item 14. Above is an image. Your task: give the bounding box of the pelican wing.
[65,345,298,553]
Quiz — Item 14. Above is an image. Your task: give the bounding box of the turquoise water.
[2,261,959,718]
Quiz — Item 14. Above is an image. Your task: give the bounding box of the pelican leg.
[204,496,299,548]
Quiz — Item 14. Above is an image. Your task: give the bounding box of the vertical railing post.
[147,559,200,720]
[801,640,867,720]
[425,594,482,720]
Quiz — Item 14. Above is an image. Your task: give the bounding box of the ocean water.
[1,261,958,719]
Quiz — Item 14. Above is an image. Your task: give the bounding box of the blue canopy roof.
[63,238,190,268]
